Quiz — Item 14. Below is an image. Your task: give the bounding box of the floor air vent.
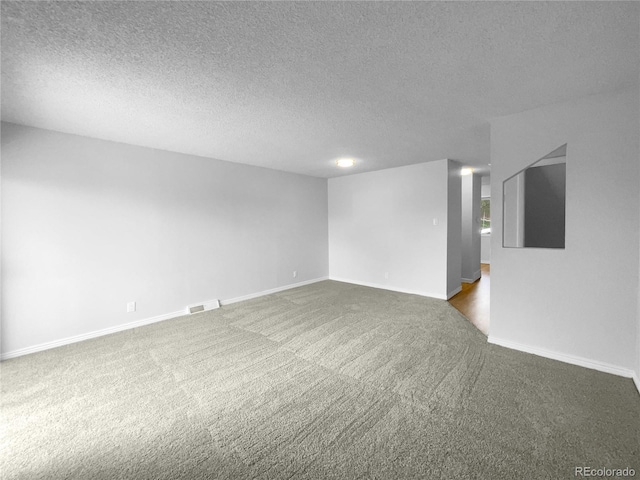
[186,299,221,315]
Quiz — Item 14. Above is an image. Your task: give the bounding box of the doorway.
[449,264,490,335]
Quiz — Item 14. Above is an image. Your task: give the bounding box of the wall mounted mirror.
[503,144,566,249]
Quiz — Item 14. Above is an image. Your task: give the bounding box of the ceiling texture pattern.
[2,1,638,177]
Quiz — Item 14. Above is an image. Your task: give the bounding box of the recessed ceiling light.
[461,168,473,176]
[336,158,355,168]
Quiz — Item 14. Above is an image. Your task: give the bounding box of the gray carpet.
[1,280,638,479]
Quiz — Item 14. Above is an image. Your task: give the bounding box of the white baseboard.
[488,336,637,382]
[0,309,184,361]
[0,277,329,361]
[329,276,447,300]
[447,286,462,299]
[633,374,640,396]
[461,269,482,284]
[221,277,329,305]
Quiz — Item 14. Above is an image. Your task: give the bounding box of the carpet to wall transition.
[1,281,638,479]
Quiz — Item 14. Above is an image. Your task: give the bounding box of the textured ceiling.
[2,1,638,178]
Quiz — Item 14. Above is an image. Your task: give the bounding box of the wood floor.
[449,264,490,335]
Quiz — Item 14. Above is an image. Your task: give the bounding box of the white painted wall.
[328,159,455,299]
[461,173,481,282]
[503,173,526,248]
[481,177,491,264]
[1,123,329,355]
[481,176,491,199]
[446,161,462,298]
[489,88,639,374]
[637,163,640,387]
[480,236,491,265]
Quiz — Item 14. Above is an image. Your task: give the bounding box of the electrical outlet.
[293,270,297,278]
[127,301,136,313]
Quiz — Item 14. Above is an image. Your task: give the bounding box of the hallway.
[449,264,490,335]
